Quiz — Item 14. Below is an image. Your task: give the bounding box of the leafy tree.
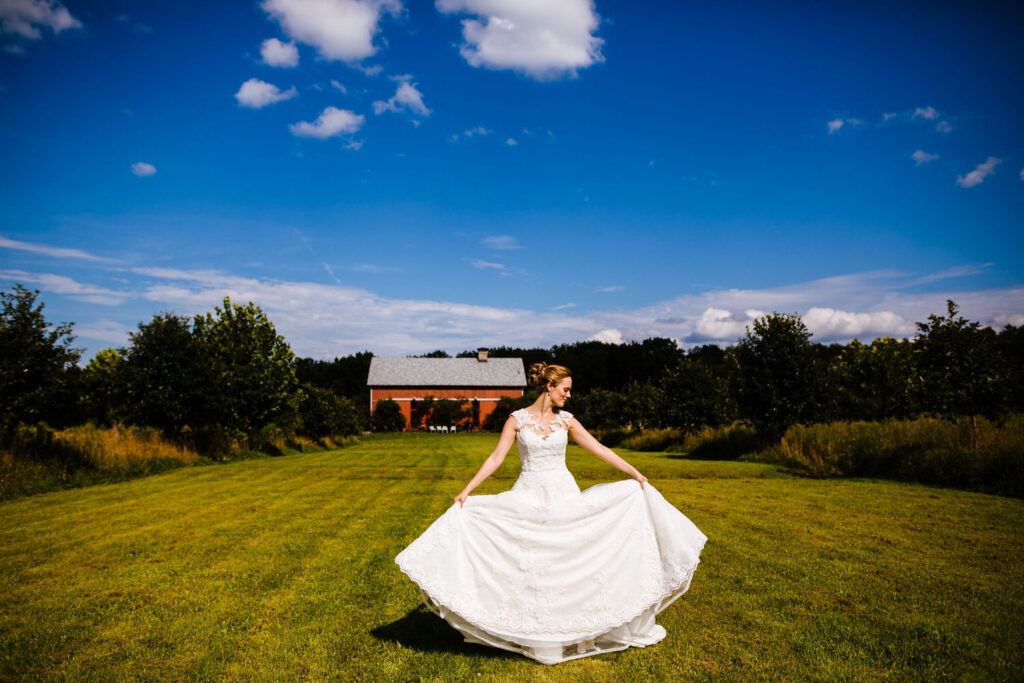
[192,298,301,434]
[410,396,435,430]
[914,300,1004,429]
[416,350,451,358]
[294,351,373,420]
[0,285,80,426]
[996,324,1024,413]
[428,398,470,428]
[570,388,630,431]
[372,399,406,432]
[657,358,732,433]
[830,337,917,421]
[299,384,362,438]
[482,396,523,431]
[79,347,129,425]
[735,312,817,442]
[123,313,208,434]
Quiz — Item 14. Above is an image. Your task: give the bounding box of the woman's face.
[548,377,572,407]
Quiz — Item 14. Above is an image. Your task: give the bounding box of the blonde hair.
[528,362,572,393]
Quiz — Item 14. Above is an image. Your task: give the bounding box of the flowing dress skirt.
[396,471,707,664]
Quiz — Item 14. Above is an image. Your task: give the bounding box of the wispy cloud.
[911,150,939,165]
[0,236,117,262]
[481,235,521,250]
[470,259,505,270]
[131,161,157,177]
[349,263,401,273]
[373,77,430,116]
[5,251,1022,358]
[0,269,128,305]
[0,0,81,40]
[827,117,864,134]
[957,156,1001,188]
[598,285,624,292]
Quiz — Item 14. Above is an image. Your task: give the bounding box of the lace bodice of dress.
[512,409,574,473]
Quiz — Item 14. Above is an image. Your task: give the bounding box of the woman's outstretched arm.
[454,415,518,507]
[568,418,648,488]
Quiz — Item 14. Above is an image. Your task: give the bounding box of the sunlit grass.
[0,433,1021,680]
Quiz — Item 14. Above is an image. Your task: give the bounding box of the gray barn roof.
[367,357,526,387]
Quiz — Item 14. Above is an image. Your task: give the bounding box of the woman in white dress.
[395,362,707,665]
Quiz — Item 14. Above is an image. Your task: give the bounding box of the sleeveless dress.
[394,409,708,665]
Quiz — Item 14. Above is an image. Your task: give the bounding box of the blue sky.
[1,0,1022,360]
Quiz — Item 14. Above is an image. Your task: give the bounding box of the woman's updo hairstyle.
[528,362,572,393]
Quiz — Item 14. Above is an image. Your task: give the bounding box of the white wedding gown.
[395,409,708,664]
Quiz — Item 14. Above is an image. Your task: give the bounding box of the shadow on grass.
[371,605,515,659]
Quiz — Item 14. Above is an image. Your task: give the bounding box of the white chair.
[450,425,457,434]
[429,425,436,433]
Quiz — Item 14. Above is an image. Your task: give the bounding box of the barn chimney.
[477,347,488,362]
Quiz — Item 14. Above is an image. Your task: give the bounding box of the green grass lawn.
[1,433,1022,681]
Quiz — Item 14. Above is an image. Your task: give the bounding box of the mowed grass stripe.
[1,433,1022,681]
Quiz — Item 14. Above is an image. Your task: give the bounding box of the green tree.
[914,300,1004,431]
[123,313,208,434]
[429,398,470,428]
[657,359,732,433]
[481,396,523,431]
[79,347,128,425]
[831,337,918,420]
[192,298,301,435]
[372,399,406,432]
[735,312,816,442]
[0,285,80,426]
[410,396,435,430]
[299,384,362,438]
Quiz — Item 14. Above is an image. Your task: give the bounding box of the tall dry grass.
[766,416,1024,497]
[56,424,201,469]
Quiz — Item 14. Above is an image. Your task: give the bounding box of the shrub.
[620,428,684,452]
[764,416,1024,497]
[372,399,406,432]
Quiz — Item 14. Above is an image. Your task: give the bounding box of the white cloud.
[589,328,624,344]
[598,286,624,292]
[235,78,298,108]
[436,0,604,80]
[451,125,492,142]
[0,269,128,305]
[330,79,347,94]
[481,235,521,250]
[553,303,576,310]
[260,37,299,67]
[75,319,133,345]
[0,0,81,39]
[505,137,517,146]
[470,259,505,270]
[913,106,938,120]
[957,156,1001,188]
[936,120,952,133]
[7,260,1023,359]
[344,139,364,150]
[373,80,430,116]
[131,162,157,177]
[911,150,939,165]
[0,236,116,262]
[827,118,862,134]
[289,106,364,139]
[1020,169,1024,181]
[261,0,401,63]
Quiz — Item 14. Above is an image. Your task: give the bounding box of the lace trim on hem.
[395,545,705,644]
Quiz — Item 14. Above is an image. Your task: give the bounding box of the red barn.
[366,349,526,431]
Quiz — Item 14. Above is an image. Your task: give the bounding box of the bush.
[764,416,1024,497]
[372,399,406,432]
[299,385,363,439]
[620,428,684,452]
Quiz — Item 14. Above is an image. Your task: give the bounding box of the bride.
[395,362,707,664]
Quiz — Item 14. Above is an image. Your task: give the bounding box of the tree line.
[1,285,362,455]
[3,282,1022,451]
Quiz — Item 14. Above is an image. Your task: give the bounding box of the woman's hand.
[632,471,649,489]
[454,491,469,507]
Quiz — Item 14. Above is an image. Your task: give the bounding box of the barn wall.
[370,387,525,431]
